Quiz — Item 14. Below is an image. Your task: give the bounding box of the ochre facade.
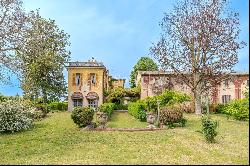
[67,59,125,111]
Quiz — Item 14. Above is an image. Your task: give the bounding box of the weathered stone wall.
[138,71,249,104]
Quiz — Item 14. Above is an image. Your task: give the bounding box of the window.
[73,99,83,107]
[90,73,96,85]
[143,76,149,84]
[224,80,229,87]
[222,95,231,104]
[247,80,249,87]
[76,73,80,86]
[88,100,98,110]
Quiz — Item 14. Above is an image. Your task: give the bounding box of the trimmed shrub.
[201,115,218,143]
[71,106,94,128]
[0,100,34,133]
[98,103,115,118]
[160,105,186,127]
[128,101,146,121]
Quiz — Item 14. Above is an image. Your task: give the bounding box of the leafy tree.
[129,57,158,88]
[150,0,246,114]
[0,0,29,84]
[17,10,71,102]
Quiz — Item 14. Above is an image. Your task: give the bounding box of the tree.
[0,0,29,84]
[17,10,71,102]
[129,57,158,88]
[150,0,245,114]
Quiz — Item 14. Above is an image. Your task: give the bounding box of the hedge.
[98,103,115,118]
[128,101,146,122]
[48,102,68,111]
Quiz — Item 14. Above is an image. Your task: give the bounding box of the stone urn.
[146,112,156,129]
[96,112,108,129]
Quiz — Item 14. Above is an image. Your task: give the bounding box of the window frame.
[73,99,83,107]
[75,73,81,86]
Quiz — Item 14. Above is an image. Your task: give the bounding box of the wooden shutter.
[72,73,76,86]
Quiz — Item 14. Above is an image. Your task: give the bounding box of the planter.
[96,112,108,129]
[146,112,156,129]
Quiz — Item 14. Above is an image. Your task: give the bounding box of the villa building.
[136,71,249,104]
[66,58,125,111]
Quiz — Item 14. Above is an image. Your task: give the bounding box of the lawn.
[0,111,249,165]
[107,111,148,128]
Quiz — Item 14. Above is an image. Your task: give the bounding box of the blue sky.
[0,0,249,96]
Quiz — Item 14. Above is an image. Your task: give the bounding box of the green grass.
[107,111,147,128]
[0,112,249,165]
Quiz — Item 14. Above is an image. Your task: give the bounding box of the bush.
[159,90,191,107]
[179,102,195,113]
[143,96,158,113]
[201,116,218,143]
[35,103,50,117]
[215,98,249,121]
[48,102,68,111]
[142,90,191,113]
[214,104,225,114]
[98,103,115,118]
[128,101,146,121]
[223,99,249,120]
[113,103,128,110]
[71,107,94,128]
[159,105,185,127]
[0,100,34,133]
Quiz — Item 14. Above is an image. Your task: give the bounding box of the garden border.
[82,127,166,132]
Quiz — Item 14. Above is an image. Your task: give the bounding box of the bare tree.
[150,0,246,114]
[0,0,28,83]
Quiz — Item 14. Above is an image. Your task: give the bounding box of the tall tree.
[150,0,245,114]
[130,57,158,88]
[0,0,28,83]
[17,10,71,102]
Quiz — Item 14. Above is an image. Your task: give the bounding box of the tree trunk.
[194,73,202,115]
[194,90,202,114]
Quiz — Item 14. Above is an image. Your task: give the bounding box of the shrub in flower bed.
[0,100,34,133]
[98,103,115,118]
[128,101,146,122]
[71,106,94,128]
[160,105,186,128]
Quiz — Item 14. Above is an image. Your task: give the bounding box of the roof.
[137,70,249,76]
[66,59,106,68]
